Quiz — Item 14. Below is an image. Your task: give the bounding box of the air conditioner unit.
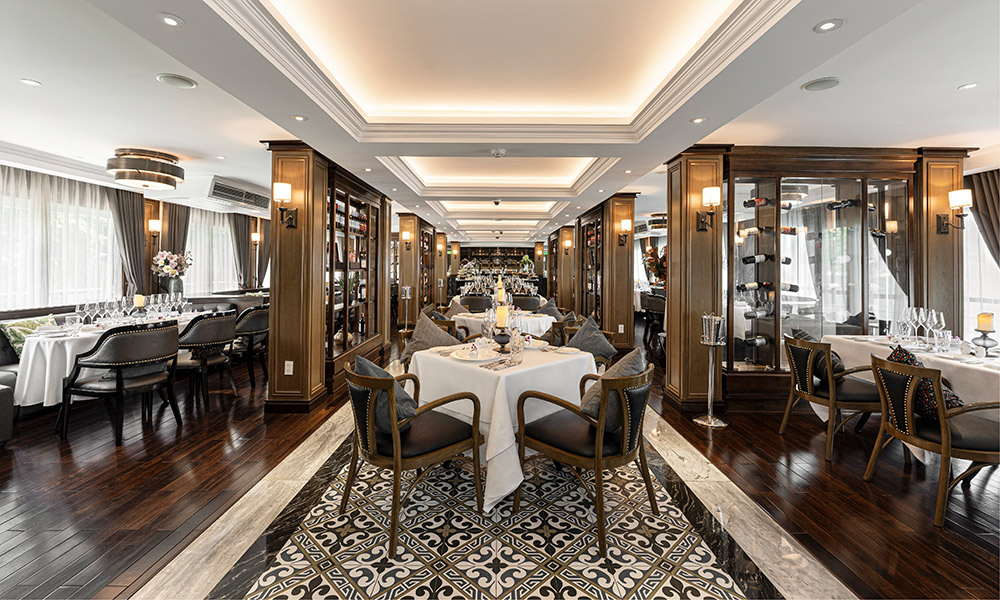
[154,175,270,216]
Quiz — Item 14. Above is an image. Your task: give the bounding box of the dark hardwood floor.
[0,361,338,599]
[646,358,1000,599]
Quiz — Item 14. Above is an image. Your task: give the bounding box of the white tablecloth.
[410,347,596,511]
[452,313,555,339]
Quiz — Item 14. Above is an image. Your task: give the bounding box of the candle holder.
[972,329,997,351]
[493,327,511,354]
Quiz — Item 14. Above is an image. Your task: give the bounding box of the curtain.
[228,213,252,289]
[107,188,147,296]
[162,202,190,256]
[256,218,271,288]
[0,165,122,310]
[186,208,238,295]
[968,169,1000,268]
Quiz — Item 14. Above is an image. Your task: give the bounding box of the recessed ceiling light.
[624,170,632,174]
[155,73,198,89]
[216,155,226,160]
[801,77,840,92]
[157,13,185,27]
[812,19,843,33]
[690,117,707,124]
[292,115,308,121]
[415,204,420,207]
[598,189,604,193]
[392,188,397,191]
[364,168,371,172]
[19,78,42,87]
[957,82,978,90]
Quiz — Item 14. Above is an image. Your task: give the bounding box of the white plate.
[524,338,549,350]
[451,348,500,361]
[555,346,581,354]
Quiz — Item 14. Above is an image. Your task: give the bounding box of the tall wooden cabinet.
[398,213,435,326]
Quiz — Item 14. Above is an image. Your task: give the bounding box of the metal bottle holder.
[401,286,412,328]
[694,314,728,429]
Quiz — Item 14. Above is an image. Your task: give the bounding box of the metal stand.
[401,286,412,329]
[694,314,728,429]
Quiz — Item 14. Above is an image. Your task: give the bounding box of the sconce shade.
[251,232,261,243]
[148,219,162,234]
[272,182,292,203]
[621,219,632,232]
[702,186,722,207]
[885,220,898,234]
[564,239,572,248]
[949,188,972,210]
[401,231,411,242]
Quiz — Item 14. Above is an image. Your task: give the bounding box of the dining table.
[13,313,207,407]
[452,312,556,339]
[409,343,597,512]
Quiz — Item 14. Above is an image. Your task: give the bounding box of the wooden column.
[604,193,636,348]
[664,149,723,410]
[450,242,461,274]
[557,226,576,312]
[914,148,969,332]
[398,213,420,327]
[534,242,544,276]
[434,232,448,306]
[265,147,328,412]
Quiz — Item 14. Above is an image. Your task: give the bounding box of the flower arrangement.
[520,255,533,271]
[643,246,668,284]
[151,250,192,278]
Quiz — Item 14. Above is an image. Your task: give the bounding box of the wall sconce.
[536,248,542,256]
[148,219,161,247]
[273,182,297,229]
[251,231,261,247]
[563,238,572,255]
[618,218,632,246]
[885,220,898,234]
[937,188,972,233]
[698,186,721,231]
[401,230,411,250]
[437,242,443,257]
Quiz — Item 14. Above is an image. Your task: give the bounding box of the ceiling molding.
[205,0,796,144]
[377,156,619,198]
[0,140,117,186]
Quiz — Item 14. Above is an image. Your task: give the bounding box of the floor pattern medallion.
[240,453,751,600]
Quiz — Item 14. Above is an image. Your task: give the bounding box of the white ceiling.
[4,0,997,245]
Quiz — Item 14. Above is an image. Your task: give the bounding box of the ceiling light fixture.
[812,18,843,33]
[490,148,506,158]
[624,170,632,174]
[801,77,840,92]
[292,115,308,121]
[106,148,184,191]
[690,117,707,124]
[19,78,42,87]
[598,189,604,193]
[957,82,978,90]
[216,155,226,160]
[157,13,185,27]
[392,188,397,191]
[155,73,198,89]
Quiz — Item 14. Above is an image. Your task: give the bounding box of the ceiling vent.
[209,179,270,209]
[154,175,270,216]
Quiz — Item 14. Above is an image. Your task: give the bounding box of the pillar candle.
[496,305,508,328]
[133,294,145,308]
[978,312,994,332]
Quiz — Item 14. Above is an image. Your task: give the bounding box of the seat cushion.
[375,410,472,458]
[354,356,415,434]
[915,409,1000,452]
[581,348,646,431]
[812,375,880,404]
[73,371,169,393]
[0,364,18,389]
[176,352,228,369]
[524,408,621,457]
[886,346,963,418]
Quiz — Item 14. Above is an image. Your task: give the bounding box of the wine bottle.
[741,254,771,264]
[745,336,769,347]
[780,256,792,265]
[780,201,794,210]
[779,282,800,292]
[737,226,770,237]
[744,307,772,320]
[736,281,772,291]
[743,197,770,208]
[359,314,366,335]
[780,226,798,235]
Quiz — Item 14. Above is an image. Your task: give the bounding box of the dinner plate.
[451,348,500,361]
[555,346,581,354]
[524,338,549,350]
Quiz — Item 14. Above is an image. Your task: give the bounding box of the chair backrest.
[565,325,614,344]
[460,296,493,312]
[783,335,833,397]
[597,363,655,457]
[344,363,399,458]
[639,293,650,312]
[870,353,943,437]
[398,329,413,355]
[431,318,459,339]
[511,295,541,311]
[179,310,237,348]
[76,321,179,368]
[191,301,237,313]
[646,295,665,315]
[235,305,269,336]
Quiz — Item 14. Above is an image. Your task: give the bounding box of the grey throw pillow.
[444,299,470,318]
[400,313,461,362]
[568,316,616,361]
[429,310,447,321]
[536,299,564,320]
[354,356,415,434]
[790,328,845,383]
[581,348,646,431]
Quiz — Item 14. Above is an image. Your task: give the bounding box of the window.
[185,207,238,295]
[962,215,1000,340]
[0,165,122,310]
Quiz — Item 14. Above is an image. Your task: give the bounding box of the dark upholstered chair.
[511,295,541,311]
[59,321,180,446]
[780,335,881,461]
[644,294,665,346]
[342,364,483,559]
[230,305,269,388]
[176,310,238,406]
[459,296,492,312]
[514,364,657,557]
[430,318,463,339]
[864,355,999,527]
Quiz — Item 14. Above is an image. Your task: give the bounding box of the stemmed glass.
[75,303,87,324]
[915,307,928,339]
[85,301,98,325]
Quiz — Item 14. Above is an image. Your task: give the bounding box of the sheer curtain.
[963,215,1000,340]
[185,207,238,295]
[0,165,122,310]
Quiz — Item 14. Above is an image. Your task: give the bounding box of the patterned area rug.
[243,455,748,600]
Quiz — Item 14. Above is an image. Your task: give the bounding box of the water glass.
[64,314,82,336]
[510,335,524,365]
[934,329,952,353]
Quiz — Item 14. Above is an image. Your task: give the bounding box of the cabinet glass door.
[732,177,778,370]
[866,179,910,335]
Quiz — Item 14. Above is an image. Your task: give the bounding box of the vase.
[166,277,184,295]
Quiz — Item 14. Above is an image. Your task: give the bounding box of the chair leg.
[933,453,951,527]
[246,347,256,388]
[824,404,837,461]
[594,466,607,558]
[114,394,125,446]
[637,443,659,516]
[165,385,182,425]
[472,435,483,514]
[59,390,72,440]
[339,438,359,514]
[226,363,239,396]
[854,411,872,433]
[513,432,526,513]
[388,467,402,559]
[778,390,797,435]
[863,424,889,481]
[200,372,211,409]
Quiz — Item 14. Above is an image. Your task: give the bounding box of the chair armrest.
[461,334,481,343]
[579,373,600,399]
[517,390,597,427]
[394,372,420,402]
[945,400,1000,419]
[835,365,872,379]
[457,325,469,338]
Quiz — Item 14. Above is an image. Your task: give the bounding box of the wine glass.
[75,302,86,323]
[931,311,946,334]
[85,301,98,325]
[915,307,928,338]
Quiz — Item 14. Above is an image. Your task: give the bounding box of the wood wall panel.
[434,233,448,306]
[557,226,575,311]
[534,242,544,276]
[603,194,635,348]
